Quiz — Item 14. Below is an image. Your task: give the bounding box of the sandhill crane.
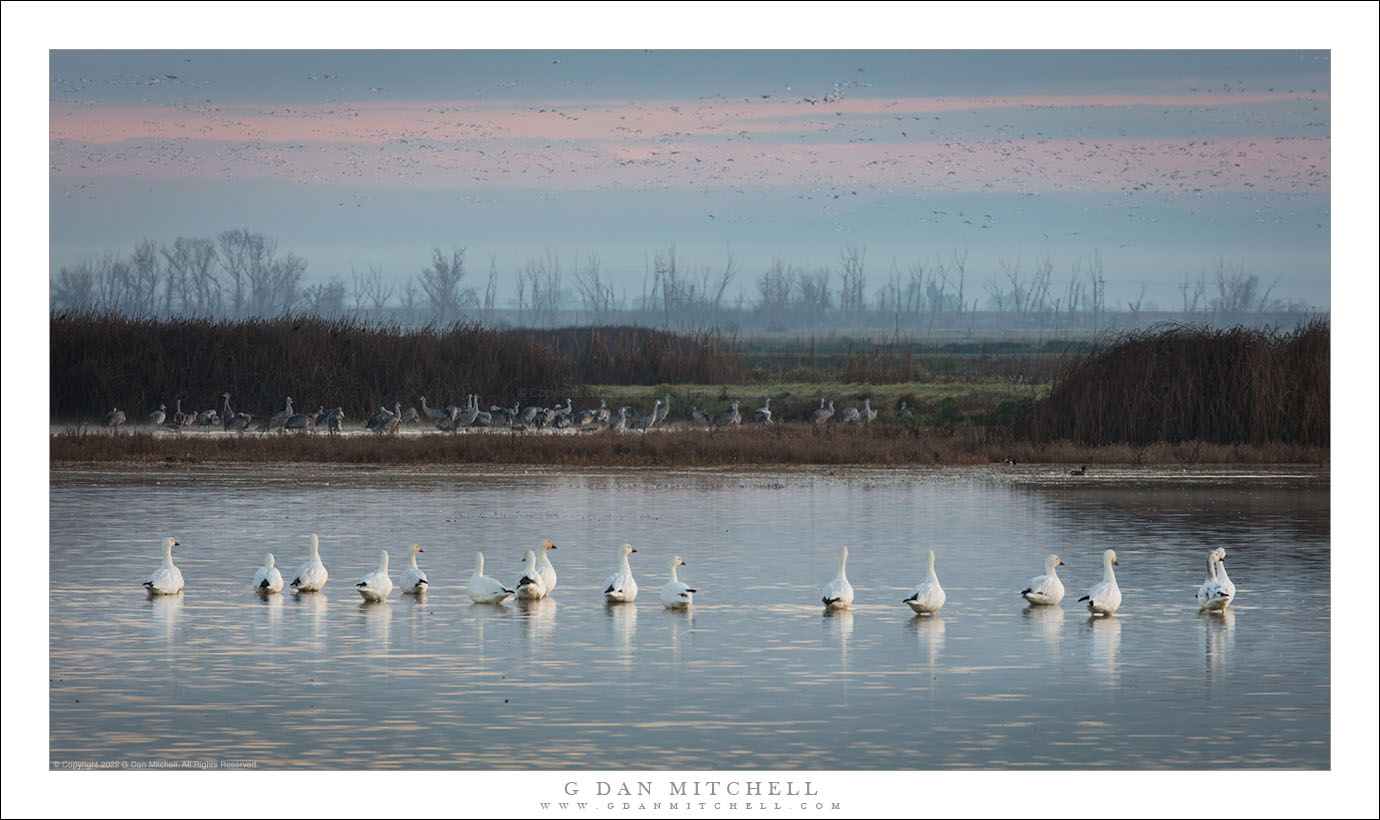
[171,399,190,429]
[452,394,479,429]
[258,397,294,433]
[325,407,344,434]
[313,406,329,426]
[839,403,861,424]
[104,407,126,428]
[690,406,710,425]
[713,400,741,427]
[471,395,492,427]
[221,393,252,433]
[594,399,611,425]
[197,408,220,431]
[610,406,631,432]
[490,403,517,427]
[365,404,395,433]
[419,396,448,424]
[811,400,835,426]
[285,404,315,432]
[552,398,574,427]
[897,400,914,419]
[629,400,661,431]
[399,405,420,426]
[147,404,166,426]
[752,397,773,424]
[861,398,877,424]
[653,393,671,426]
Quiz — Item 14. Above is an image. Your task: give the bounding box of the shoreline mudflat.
[49,424,1329,469]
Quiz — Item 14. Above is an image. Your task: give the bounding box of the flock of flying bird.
[102,393,902,434]
[142,535,1240,616]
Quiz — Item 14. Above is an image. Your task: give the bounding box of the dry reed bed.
[51,314,744,422]
[1016,320,1329,447]
[50,425,1327,468]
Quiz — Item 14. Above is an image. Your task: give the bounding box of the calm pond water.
[49,464,1329,769]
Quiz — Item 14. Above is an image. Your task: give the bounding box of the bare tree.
[302,278,348,317]
[755,259,794,326]
[162,236,220,317]
[795,266,832,327]
[839,245,867,314]
[951,247,969,316]
[710,250,737,319]
[1028,255,1054,316]
[216,229,303,317]
[1127,282,1146,317]
[484,255,499,326]
[1179,270,1206,316]
[1078,249,1106,328]
[399,278,420,324]
[51,257,99,313]
[128,239,162,316]
[216,228,258,316]
[574,252,620,324]
[984,275,1010,313]
[416,247,476,324]
[517,249,561,327]
[1212,260,1259,316]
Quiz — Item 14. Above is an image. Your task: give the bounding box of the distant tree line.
[52,231,1319,333]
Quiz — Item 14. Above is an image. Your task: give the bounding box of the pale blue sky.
[47,47,1335,311]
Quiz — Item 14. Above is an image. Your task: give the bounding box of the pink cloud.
[49,91,1328,145]
[49,90,1329,196]
[50,133,1329,196]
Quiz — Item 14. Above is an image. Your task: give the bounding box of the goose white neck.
[409,547,420,568]
[1046,554,1061,575]
[377,551,390,572]
[668,558,681,583]
[1103,551,1118,582]
[1205,552,1218,581]
[474,552,486,576]
[265,552,276,568]
[309,535,320,560]
[836,548,849,576]
[926,550,938,581]
[162,540,175,565]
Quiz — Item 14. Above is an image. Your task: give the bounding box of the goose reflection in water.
[605,600,638,663]
[147,592,184,650]
[1201,607,1236,684]
[469,601,512,667]
[359,597,392,654]
[1022,603,1065,650]
[519,596,557,652]
[291,590,329,653]
[663,607,694,665]
[253,588,283,646]
[821,608,854,705]
[907,612,946,671]
[1086,615,1122,688]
